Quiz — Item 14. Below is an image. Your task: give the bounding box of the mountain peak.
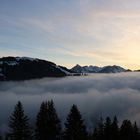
[71,64,128,73]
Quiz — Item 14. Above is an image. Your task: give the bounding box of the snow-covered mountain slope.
[99,65,126,73]
[71,64,84,73]
[71,64,129,73]
[73,64,103,73]
[83,65,102,73]
[0,57,39,66]
[71,64,102,73]
[0,56,70,81]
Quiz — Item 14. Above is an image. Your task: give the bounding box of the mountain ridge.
[0,56,134,81]
[71,64,131,73]
[0,56,68,81]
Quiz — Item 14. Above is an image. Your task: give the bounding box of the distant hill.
[0,56,70,81]
[71,64,102,73]
[71,64,131,73]
[99,65,127,73]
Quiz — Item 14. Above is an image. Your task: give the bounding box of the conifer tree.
[111,116,119,140]
[4,134,9,140]
[133,121,140,140]
[35,101,48,140]
[92,127,98,140]
[64,104,88,140]
[95,117,104,140]
[8,101,32,140]
[120,120,133,140]
[46,100,61,140]
[104,117,112,140]
[35,100,61,140]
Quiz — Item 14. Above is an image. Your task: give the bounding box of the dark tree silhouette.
[35,100,61,140]
[104,116,112,140]
[92,127,98,140]
[133,121,140,140]
[94,117,104,140]
[4,134,9,140]
[35,102,48,140]
[3,101,140,140]
[111,116,119,140]
[8,101,32,140]
[45,100,61,140]
[64,104,88,140]
[120,120,133,140]
[92,116,119,140]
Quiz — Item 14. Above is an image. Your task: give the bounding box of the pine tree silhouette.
[46,100,61,140]
[6,101,140,140]
[35,101,48,140]
[8,101,32,140]
[4,134,9,140]
[35,100,61,140]
[92,127,98,140]
[133,121,140,140]
[95,117,104,140]
[111,116,119,140]
[104,117,112,140]
[92,116,119,140]
[120,120,133,140]
[64,104,88,140]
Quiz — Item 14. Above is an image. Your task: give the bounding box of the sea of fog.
[1,72,140,133]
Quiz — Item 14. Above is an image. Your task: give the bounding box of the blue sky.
[0,0,140,69]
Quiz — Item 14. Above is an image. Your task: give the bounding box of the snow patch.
[56,66,71,75]
[16,57,38,62]
[5,61,19,66]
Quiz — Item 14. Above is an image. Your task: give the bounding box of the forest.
[1,100,140,140]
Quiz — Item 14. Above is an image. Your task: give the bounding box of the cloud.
[1,73,140,133]
[1,0,140,67]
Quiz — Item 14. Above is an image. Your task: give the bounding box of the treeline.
[1,100,140,140]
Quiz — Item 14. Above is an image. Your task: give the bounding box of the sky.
[0,0,140,69]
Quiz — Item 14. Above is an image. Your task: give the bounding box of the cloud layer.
[1,72,140,132]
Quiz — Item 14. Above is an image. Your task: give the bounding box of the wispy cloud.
[0,0,140,69]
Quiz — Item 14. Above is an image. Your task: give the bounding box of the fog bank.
[0,72,140,133]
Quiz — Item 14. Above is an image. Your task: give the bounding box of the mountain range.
[71,64,131,73]
[0,56,133,81]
